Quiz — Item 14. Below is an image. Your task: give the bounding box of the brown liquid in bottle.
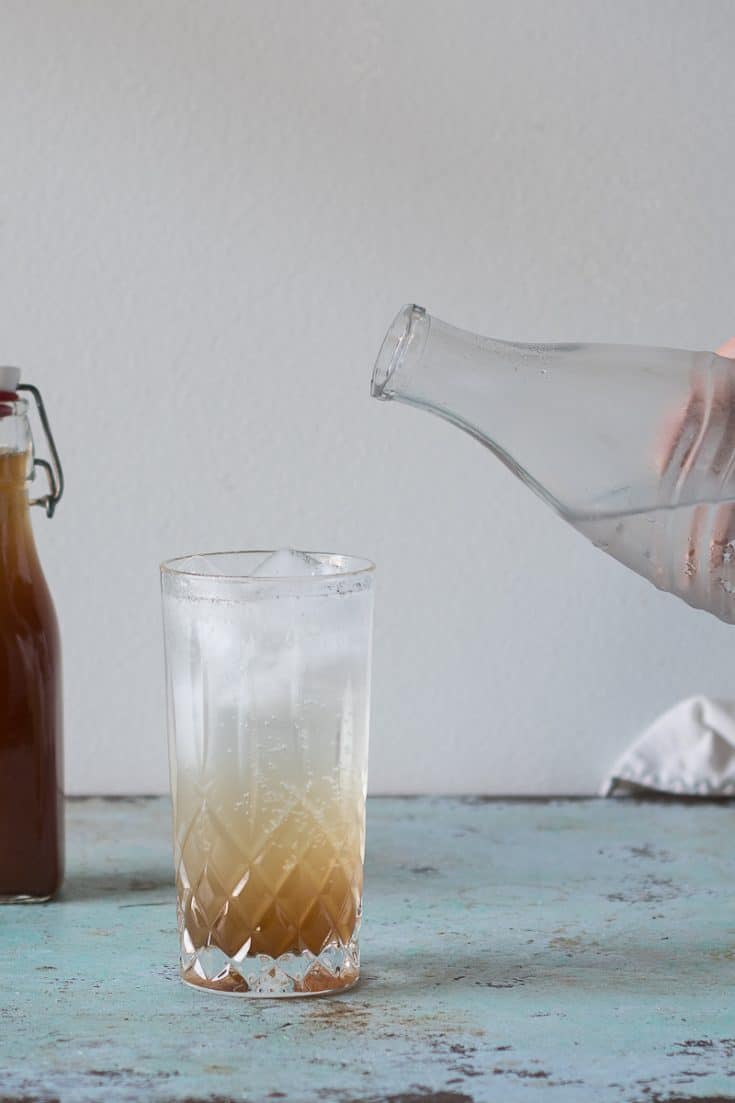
[0,448,63,899]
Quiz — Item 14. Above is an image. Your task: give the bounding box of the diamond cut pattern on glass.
[175,791,362,994]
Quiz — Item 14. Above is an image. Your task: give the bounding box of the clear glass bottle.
[372,305,735,623]
[0,367,64,901]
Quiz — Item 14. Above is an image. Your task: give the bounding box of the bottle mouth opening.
[370,304,427,399]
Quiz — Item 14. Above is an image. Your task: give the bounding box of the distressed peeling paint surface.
[1,797,734,1102]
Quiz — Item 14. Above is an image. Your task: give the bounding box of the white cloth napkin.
[601,696,735,797]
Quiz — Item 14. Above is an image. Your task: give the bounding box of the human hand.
[655,338,735,593]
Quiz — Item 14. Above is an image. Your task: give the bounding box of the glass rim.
[160,549,376,583]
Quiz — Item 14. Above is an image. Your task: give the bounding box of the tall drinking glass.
[161,550,374,996]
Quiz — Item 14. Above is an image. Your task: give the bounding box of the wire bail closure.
[18,383,64,518]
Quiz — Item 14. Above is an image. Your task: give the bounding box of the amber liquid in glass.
[176,782,363,994]
[0,449,63,900]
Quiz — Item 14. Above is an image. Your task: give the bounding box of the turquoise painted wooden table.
[2,797,734,1103]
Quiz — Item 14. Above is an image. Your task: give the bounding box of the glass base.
[181,942,360,997]
[0,893,52,904]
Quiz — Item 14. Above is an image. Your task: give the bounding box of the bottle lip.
[371,304,428,399]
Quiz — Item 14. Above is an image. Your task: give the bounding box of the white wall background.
[1,0,734,794]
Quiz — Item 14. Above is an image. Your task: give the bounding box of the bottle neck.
[370,304,715,519]
[371,304,518,422]
[0,404,36,557]
[371,305,557,505]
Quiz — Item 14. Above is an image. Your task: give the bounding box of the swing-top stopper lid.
[0,367,20,394]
